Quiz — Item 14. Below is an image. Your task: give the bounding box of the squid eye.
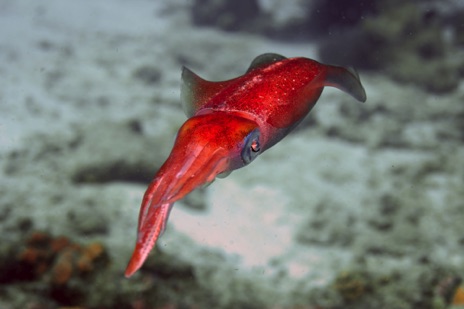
[251,140,260,152]
[241,129,261,165]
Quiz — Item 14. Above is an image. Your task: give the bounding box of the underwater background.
[1,0,464,308]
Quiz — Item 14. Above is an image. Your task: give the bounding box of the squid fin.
[246,53,287,73]
[181,67,231,117]
[325,65,367,102]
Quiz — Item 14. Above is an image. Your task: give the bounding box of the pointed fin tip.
[246,53,287,73]
[181,66,234,117]
[181,66,195,83]
[181,66,199,117]
[345,67,366,102]
[325,65,367,103]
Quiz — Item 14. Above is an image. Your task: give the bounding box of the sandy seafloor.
[1,0,464,308]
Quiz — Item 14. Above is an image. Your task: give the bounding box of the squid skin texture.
[124,53,366,277]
